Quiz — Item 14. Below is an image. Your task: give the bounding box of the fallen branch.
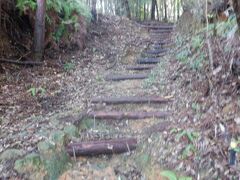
[105,73,148,81]
[126,65,155,70]
[0,59,43,66]
[87,111,171,120]
[66,138,137,156]
[91,96,173,104]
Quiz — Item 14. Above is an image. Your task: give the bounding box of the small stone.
[234,117,240,125]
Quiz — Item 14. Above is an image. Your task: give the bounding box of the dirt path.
[57,22,176,179]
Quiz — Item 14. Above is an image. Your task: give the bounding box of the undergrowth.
[16,0,91,43]
[175,14,237,71]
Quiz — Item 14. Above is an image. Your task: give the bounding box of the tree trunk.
[177,0,180,19]
[33,0,46,61]
[232,0,240,33]
[156,0,159,20]
[123,0,131,19]
[151,0,157,20]
[164,0,167,21]
[91,0,97,22]
[144,3,146,20]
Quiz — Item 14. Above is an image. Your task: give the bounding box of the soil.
[1,15,240,179]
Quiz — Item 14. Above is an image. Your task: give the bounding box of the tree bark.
[33,0,46,61]
[91,0,97,22]
[151,0,157,20]
[123,0,131,19]
[144,3,146,20]
[66,138,137,156]
[232,0,240,33]
[164,0,168,21]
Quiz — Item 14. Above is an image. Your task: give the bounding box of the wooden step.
[143,49,168,55]
[105,73,148,81]
[126,65,155,71]
[91,96,173,104]
[66,138,137,156]
[87,111,171,120]
[142,25,175,30]
[149,29,173,34]
[137,58,160,64]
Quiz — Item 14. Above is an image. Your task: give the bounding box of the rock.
[63,125,79,138]
[0,149,25,162]
[234,117,240,125]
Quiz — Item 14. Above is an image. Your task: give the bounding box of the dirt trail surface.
[1,16,240,179]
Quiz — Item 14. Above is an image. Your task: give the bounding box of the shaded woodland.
[2,0,240,179]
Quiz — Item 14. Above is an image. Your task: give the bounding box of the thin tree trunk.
[123,0,131,19]
[156,0,159,20]
[177,0,180,19]
[205,0,214,73]
[0,0,2,26]
[164,0,167,21]
[151,0,156,20]
[33,0,46,61]
[91,0,97,22]
[100,0,103,14]
[144,3,146,20]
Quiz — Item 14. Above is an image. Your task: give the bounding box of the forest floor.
[1,15,240,179]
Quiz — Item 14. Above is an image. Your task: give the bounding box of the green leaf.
[27,88,36,97]
[37,87,46,96]
[182,144,196,159]
[179,176,192,180]
[170,128,178,134]
[160,170,177,180]
[176,130,187,141]
[186,132,194,143]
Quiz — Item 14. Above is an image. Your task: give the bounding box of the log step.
[87,111,171,120]
[149,30,173,34]
[91,96,173,104]
[143,25,175,29]
[137,58,160,64]
[143,49,168,55]
[66,138,137,156]
[126,65,155,71]
[105,73,148,81]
